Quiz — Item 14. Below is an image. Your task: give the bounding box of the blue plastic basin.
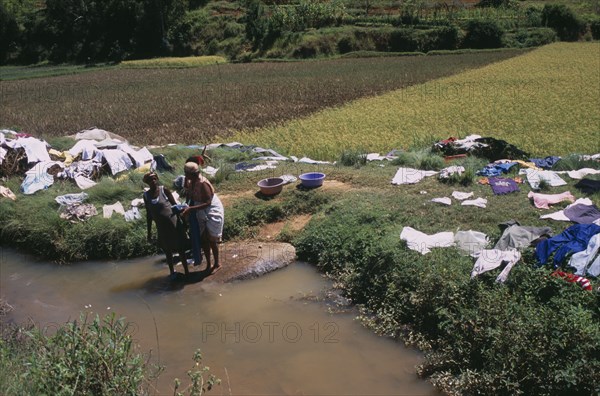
[299,172,326,188]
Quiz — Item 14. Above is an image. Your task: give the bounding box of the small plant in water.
[173,349,220,396]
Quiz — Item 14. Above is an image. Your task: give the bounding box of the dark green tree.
[0,2,20,64]
[541,4,584,41]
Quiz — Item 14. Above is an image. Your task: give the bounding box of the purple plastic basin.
[257,177,285,195]
[299,172,326,188]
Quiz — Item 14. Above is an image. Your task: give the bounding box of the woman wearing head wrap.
[182,159,224,274]
[143,172,190,278]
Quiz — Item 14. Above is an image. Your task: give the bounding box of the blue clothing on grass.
[530,156,561,170]
[535,224,600,267]
[477,162,517,177]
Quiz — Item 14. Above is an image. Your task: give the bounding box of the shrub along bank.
[294,188,600,395]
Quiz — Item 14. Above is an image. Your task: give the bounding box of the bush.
[391,149,446,171]
[462,20,505,49]
[339,149,367,167]
[23,313,154,395]
[541,4,584,41]
[337,35,356,53]
[506,27,556,48]
[294,193,600,395]
[590,18,600,40]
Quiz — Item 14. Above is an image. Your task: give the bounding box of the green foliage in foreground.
[294,192,600,395]
[0,312,219,396]
[0,313,155,395]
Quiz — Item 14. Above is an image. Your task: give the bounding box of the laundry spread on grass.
[2,130,600,287]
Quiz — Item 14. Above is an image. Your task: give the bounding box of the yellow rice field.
[232,43,600,159]
[120,55,227,68]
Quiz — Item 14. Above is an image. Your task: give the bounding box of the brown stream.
[0,249,436,395]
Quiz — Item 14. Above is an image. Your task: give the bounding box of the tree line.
[0,0,193,64]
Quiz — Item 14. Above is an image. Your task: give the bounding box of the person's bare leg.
[211,240,220,272]
[165,251,175,276]
[201,231,211,271]
[179,248,190,275]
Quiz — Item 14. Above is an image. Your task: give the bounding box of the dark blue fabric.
[530,156,561,169]
[495,162,517,173]
[188,209,202,266]
[535,224,600,267]
[477,162,517,177]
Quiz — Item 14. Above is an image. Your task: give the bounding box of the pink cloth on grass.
[528,191,575,210]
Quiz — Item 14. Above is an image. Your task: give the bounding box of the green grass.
[120,56,227,69]
[0,64,114,81]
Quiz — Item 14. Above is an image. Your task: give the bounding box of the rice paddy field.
[120,55,227,68]
[0,50,524,146]
[1,43,598,159]
[234,42,600,159]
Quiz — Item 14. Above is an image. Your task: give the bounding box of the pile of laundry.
[0,129,341,227]
[432,135,530,162]
[54,192,144,223]
[1,128,157,194]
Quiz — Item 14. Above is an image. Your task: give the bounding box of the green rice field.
[233,42,600,159]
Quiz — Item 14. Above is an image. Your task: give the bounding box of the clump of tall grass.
[391,149,445,170]
[208,147,258,164]
[536,177,551,192]
[85,177,141,204]
[212,160,236,185]
[339,149,367,168]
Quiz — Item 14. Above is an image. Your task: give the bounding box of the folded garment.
[103,202,126,218]
[565,168,600,180]
[477,162,517,177]
[527,191,575,209]
[520,168,567,189]
[431,197,452,205]
[455,230,488,255]
[452,191,474,200]
[489,177,520,195]
[461,198,487,208]
[0,186,16,200]
[55,192,88,206]
[569,233,600,277]
[494,223,553,250]
[564,204,600,224]
[400,226,454,254]
[574,178,600,195]
[540,198,594,222]
[471,249,521,283]
[529,156,561,169]
[439,166,465,179]
[59,203,98,222]
[392,168,437,185]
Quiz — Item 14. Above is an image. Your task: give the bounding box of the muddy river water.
[0,249,436,395]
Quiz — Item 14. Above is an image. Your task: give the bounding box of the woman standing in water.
[143,172,190,278]
[182,159,224,274]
